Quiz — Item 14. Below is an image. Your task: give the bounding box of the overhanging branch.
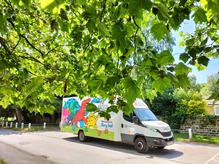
[132,16,140,65]
[19,34,44,57]
[0,36,11,55]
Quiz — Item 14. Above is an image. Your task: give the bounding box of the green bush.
[149,88,208,129]
[0,159,6,164]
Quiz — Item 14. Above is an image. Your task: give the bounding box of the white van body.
[61,97,174,153]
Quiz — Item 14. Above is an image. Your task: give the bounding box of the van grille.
[158,130,172,137]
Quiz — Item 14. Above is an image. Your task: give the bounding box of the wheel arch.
[133,134,146,144]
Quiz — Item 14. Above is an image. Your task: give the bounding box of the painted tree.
[0,0,219,115]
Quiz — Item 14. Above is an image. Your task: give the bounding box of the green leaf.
[128,0,141,15]
[204,47,212,53]
[167,72,179,83]
[152,77,171,93]
[192,8,207,23]
[201,38,208,46]
[60,9,68,21]
[122,103,134,114]
[142,57,154,67]
[123,77,140,106]
[86,103,98,112]
[0,99,10,109]
[89,75,105,90]
[180,53,190,63]
[174,62,192,75]
[198,56,209,66]
[0,60,6,71]
[128,0,152,15]
[76,0,86,5]
[98,111,111,120]
[21,0,31,7]
[24,76,44,99]
[86,20,96,34]
[156,50,174,66]
[98,22,110,36]
[175,74,190,89]
[39,0,65,14]
[151,22,168,41]
[142,0,153,11]
[106,105,118,113]
[156,4,170,21]
[46,105,56,114]
[112,24,127,51]
[185,39,194,46]
[11,0,20,6]
[0,15,7,34]
[83,5,97,19]
[188,47,200,58]
[208,92,219,101]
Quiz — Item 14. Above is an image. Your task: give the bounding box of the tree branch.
[132,16,140,65]
[12,35,21,52]
[19,55,47,66]
[46,44,75,56]
[100,0,107,22]
[19,34,44,57]
[0,36,11,55]
[4,0,14,11]
[18,55,62,72]
[7,18,45,57]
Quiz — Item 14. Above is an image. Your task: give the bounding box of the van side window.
[123,113,133,122]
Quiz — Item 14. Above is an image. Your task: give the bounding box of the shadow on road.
[63,136,183,160]
[0,128,23,135]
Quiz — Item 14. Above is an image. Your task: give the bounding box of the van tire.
[134,137,149,153]
[78,130,87,142]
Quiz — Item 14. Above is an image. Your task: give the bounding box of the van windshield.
[134,108,158,121]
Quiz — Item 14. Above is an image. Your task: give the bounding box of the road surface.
[0,129,219,164]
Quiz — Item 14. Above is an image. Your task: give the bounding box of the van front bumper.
[146,136,174,147]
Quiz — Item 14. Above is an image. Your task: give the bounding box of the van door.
[121,113,135,144]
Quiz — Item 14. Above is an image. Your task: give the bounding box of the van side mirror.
[133,116,139,124]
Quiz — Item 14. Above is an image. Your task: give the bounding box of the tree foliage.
[188,75,204,92]
[174,88,207,116]
[146,88,178,128]
[0,0,219,114]
[149,88,207,129]
[201,73,219,100]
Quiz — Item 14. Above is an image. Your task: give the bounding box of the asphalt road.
[0,129,219,164]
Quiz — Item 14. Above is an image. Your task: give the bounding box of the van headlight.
[149,128,158,132]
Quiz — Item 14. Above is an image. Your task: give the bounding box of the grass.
[10,125,60,133]
[0,159,6,164]
[174,132,219,145]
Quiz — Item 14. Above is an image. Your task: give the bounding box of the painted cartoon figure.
[62,98,80,125]
[86,113,100,129]
[68,98,91,129]
[61,108,71,125]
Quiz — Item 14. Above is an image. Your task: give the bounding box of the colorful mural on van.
[61,97,114,140]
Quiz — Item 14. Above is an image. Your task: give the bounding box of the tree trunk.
[52,113,56,123]
[15,109,22,124]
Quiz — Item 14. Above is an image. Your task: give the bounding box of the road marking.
[204,152,219,164]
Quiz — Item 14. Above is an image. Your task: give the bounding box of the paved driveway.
[0,129,219,164]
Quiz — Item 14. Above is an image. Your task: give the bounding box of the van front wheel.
[134,137,149,153]
[78,130,87,142]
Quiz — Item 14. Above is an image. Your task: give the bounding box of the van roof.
[133,98,148,108]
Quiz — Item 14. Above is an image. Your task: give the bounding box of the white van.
[61,97,174,153]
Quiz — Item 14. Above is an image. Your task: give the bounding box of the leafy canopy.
[0,0,219,114]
